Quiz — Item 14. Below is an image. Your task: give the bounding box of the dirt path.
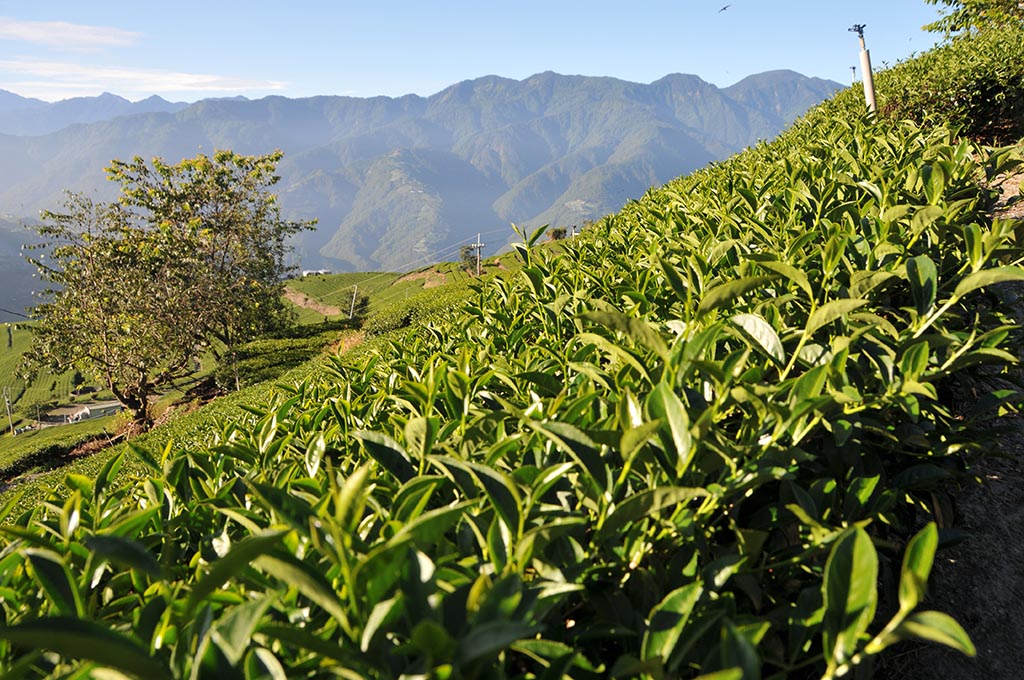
[882,427,1024,678]
[283,289,343,316]
[879,165,1024,678]
[395,269,448,288]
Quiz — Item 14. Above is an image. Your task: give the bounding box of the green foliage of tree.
[459,244,476,272]
[924,0,1024,35]
[22,151,314,427]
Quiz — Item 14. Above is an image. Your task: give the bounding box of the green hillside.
[1,21,1023,678]
[0,324,102,427]
[0,217,37,323]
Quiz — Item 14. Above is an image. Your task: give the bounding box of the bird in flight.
[719,4,731,11]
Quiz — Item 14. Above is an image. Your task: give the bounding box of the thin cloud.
[0,16,142,49]
[0,59,287,100]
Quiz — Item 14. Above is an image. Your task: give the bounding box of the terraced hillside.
[1,22,1023,679]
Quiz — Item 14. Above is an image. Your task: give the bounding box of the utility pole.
[849,24,877,113]
[850,66,857,86]
[349,285,358,319]
[3,387,13,436]
[471,233,485,277]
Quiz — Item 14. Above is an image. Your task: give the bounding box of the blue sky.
[0,1,945,102]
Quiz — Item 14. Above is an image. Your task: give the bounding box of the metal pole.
[849,24,876,113]
[860,49,877,113]
[349,285,358,319]
[850,66,857,85]
[3,387,13,436]
[472,233,485,277]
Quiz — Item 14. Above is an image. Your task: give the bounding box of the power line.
[316,225,514,294]
[470,233,485,277]
[0,307,30,320]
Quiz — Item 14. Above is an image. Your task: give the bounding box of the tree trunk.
[108,382,152,430]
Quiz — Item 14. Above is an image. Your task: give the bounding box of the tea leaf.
[25,549,83,617]
[647,382,694,477]
[355,430,416,483]
[899,523,938,613]
[641,582,703,662]
[601,487,708,538]
[697,276,773,316]
[258,624,350,664]
[457,621,538,665]
[187,530,287,615]
[805,299,868,337]
[0,617,173,680]
[952,266,1024,300]
[581,310,668,361]
[730,313,785,366]
[896,611,975,656]
[658,255,690,303]
[755,261,812,299]
[84,534,163,578]
[305,432,326,477]
[255,552,353,637]
[906,255,938,316]
[361,595,404,653]
[212,595,277,665]
[822,527,878,666]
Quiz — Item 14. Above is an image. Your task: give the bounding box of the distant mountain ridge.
[0,69,842,286]
[0,90,188,136]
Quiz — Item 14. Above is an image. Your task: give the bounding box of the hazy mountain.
[0,217,38,323]
[724,70,843,123]
[0,89,46,113]
[0,91,188,137]
[0,69,842,314]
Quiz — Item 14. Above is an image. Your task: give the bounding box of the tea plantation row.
[1,26,1023,679]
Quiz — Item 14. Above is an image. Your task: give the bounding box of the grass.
[289,271,401,302]
[0,417,112,470]
[0,324,86,419]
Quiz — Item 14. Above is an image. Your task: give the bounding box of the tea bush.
[823,23,1024,144]
[2,29,1023,679]
[363,281,473,337]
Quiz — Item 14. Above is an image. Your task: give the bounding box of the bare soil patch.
[879,419,1024,679]
[879,165,1024,679]
[283,289,343,316]
[329,331,364,355]
[396,269,448,288]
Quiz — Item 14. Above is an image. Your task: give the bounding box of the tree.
[924,0,1024,35]
[22,151,314,427]
[460,245,476,273]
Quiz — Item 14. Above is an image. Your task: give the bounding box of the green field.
[0,418,112,470]
[0,324,98,427]
[286,257,522,324]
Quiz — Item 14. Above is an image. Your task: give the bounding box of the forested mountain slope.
[0,70,839,273]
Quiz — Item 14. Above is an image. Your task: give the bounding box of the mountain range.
[0,69,842,321]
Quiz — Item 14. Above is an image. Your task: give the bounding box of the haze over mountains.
[0,69,841,321]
